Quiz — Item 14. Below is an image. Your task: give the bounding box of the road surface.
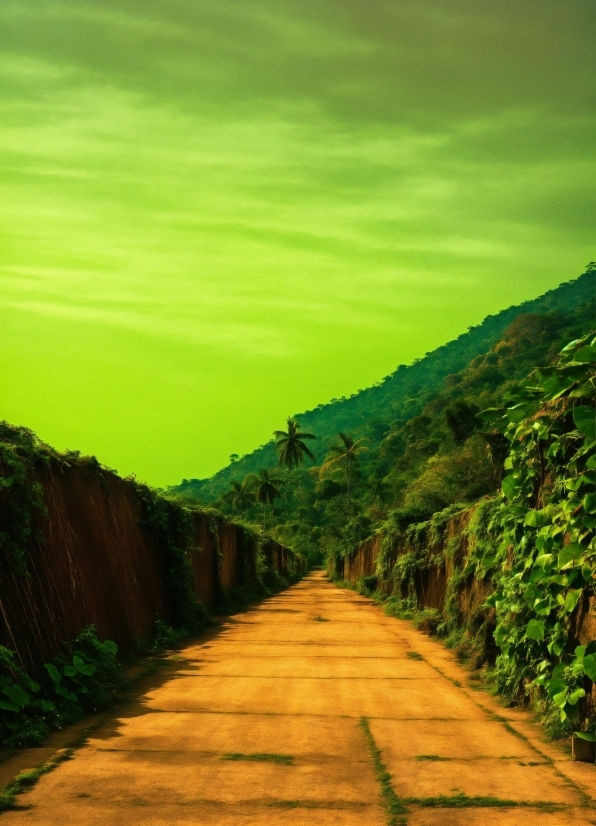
[4,571,595,825]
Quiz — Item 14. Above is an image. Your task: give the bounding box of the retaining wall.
[331,506,502,630]
[0,461,299,672]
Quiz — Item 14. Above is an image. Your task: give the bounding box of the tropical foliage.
[249,468,284,529]
[199,286,594,568]
[321,433,369,520]
[475,332,595,730]
[172,268,594,502]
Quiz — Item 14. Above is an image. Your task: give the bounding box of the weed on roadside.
[0,749,74,811]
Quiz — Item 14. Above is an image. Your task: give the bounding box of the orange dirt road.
[4,571,595,825]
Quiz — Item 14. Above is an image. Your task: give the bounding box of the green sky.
[1,1,593,485]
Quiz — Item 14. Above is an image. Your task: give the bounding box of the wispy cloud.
[0,0,592,481]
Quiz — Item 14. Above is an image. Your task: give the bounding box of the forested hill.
[170,267,595,501]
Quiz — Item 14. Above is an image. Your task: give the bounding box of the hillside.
[169,266,595,502]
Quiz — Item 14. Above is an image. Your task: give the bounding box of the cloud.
[0,0,593,480]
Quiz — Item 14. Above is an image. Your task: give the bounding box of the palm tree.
[322,432,369,520]
[274,417,316,517]
[222,478,255,516]
[249,469,284,530]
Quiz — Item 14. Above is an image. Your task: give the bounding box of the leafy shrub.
[0,626,119,749]
[0,423,48,575]
[414,609,442,635]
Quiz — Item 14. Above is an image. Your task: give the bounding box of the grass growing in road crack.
[0,749,74,811]
[359,717,408,826]
[405,794,564,811]
[406,651,423,661]
[222,752,294,765]
[415,754,451,761]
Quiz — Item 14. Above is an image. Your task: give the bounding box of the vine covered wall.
[0,424,301,673]
[332,332,595,735]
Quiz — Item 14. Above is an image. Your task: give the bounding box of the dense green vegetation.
[480,332,596,734]
[171,269,594,503]
[337,332,596,737]
[0,626,120,750]
[173,270,594,572]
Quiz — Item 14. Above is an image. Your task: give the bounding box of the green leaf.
[43,663,61,683]
[549,638,565,657]
[4,684,30,707]
[63,666,77,677]
[573,406,595,439]
[587,454,596,470]
[552,689,568,708]
[558,544,583,569]
[0,699,19,712]
[533,597,552,616]
[502,475,519,500]
[574,731,596,742]
[563,589,582,613]
[524,510,545,528]
[565,476,584,492]
[535,553,554,569]
[525,619,545,641]
[571,345,596,364]
[583,654,596,682]
[575,645,586,661]
[568,688,586,705]
[494,625,509,647]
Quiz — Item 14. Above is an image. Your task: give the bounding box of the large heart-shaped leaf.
[502,475,519,500]
[525,619,545,641]
[2,683,30,708]
[573,406,595,439]
[558,544,583,570]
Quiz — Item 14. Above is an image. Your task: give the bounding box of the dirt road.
[4,571,595,824]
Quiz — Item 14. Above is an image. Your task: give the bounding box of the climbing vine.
[130,481,209,633]
[0,423,49,575]
[475,332,595,731]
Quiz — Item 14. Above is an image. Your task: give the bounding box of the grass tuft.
[222,752,294,765]
[415,754,451,761]
[0,748,74,811]
[406,651,423,661]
